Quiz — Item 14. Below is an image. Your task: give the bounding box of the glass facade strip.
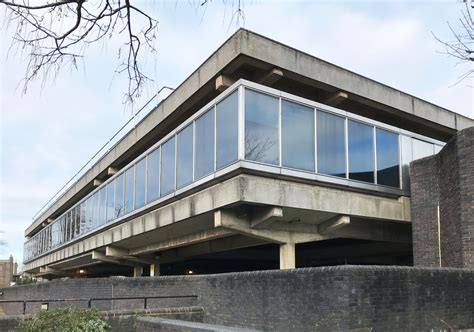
[348,120,375,183]
[161,136,176,196]
[135,158,146,209]
[25,81,445,262]
[177,124,194,188]
[216,91,238,169]
[281,99,315,172]
[376,128,400,188]
[244,89,279,165]
[124,166,134,214]
[195,110,215,179]
[317,111,346,178]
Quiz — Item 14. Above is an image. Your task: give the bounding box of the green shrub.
[15,308,110,332]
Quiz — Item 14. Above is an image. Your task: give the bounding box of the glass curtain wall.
[24,83,443,262]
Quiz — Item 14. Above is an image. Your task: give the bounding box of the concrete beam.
[130,228,234,256]
[215,209,326,244]
[318,216,350,235]
[107,167,118,176]
[133,266,143,277]
[215,75,235,92]
[93,179,104,187]
[259,68,284,86]
[250,206,283,229]
[38,266,68,276]
[324,91,348,106]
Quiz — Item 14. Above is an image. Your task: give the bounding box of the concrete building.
[0,256,17,288]
[22,29,474,278]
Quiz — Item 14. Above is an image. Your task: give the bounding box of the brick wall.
[411,126,474,268]
[1,266,473,331]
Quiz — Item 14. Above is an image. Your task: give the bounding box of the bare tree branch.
[433,1,474,85]
[1,0,159,104]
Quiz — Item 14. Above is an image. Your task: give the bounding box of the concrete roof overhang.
[25,28,474,238]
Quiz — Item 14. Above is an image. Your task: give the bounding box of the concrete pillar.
[150,263,160,277]
[279,243,295,269]
[133,266,143,277]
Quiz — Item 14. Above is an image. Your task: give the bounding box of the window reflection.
[195,110,214,179]
[282,100,314,171]
[348,120,374,183]
[177,125,193,188]
[135,158,146,208]
[413,139,434,160]
[98,187,107,226]
[147,148,160,203]
[161,137,176,196]
[376,129,400,188]
[317,111,346,177]
[216,91,238,169]
[115,173,124,218]
[245,89,279,165]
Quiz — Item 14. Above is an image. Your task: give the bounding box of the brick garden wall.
[1,266,473,331]
[411,126,474,268]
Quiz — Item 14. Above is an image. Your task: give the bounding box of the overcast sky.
[1,1,473,268]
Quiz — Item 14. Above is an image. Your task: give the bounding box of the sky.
[0,0,473,268]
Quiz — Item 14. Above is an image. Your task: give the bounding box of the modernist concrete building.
[22,29,474,278]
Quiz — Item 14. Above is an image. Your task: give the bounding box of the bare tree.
[1,0,159,104]
[433,0,474,85]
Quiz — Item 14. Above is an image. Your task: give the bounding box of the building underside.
[22,29,473,279]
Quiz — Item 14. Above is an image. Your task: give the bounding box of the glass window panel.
[413,139,434,160]
[434,145,443,154]
[177,125,194,188]
[161,137,176,196]
[245,90,279,165]
[74,206,80,237]
[98,187,107,226]
[115,173,124,218]
[317,111,346,177]
[65,212,71,242]
[376,128,400,188]
[80,203,86,234]
[216,91,238,169]
[400,135,413,191]
[147,148,160,203]
[91,192,99,228]
[348,120,375,183]
[124,166,134,214]
[281,100,314,171]
[85,198,92,231]
[106,181,115,222]
[135,158,146,208]
[195,110,214,179]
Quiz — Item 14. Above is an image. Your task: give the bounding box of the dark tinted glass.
[317,111,346,177]
[161,137,176,196]
[348,120,374,183]
[282,100,314,171]
[216,92,238,169]
[135,158,146,208]
[245,90,279,165]
[147,148,160,202]
[376,129,400,188]
[195,110,214,179]
[177,125,193,188]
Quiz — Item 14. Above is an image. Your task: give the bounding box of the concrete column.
[150,263,160,277]
[279,243,295,269]
[133,266,143,277]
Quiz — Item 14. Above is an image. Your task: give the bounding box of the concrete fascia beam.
[39,266,68,276]
[107,167,119,176]
[318,215,351,235]
[215,75,235,92]
[259,68,284,86]
[93,179,104,187]
[324,91,348,106]
[250,206,284,229]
